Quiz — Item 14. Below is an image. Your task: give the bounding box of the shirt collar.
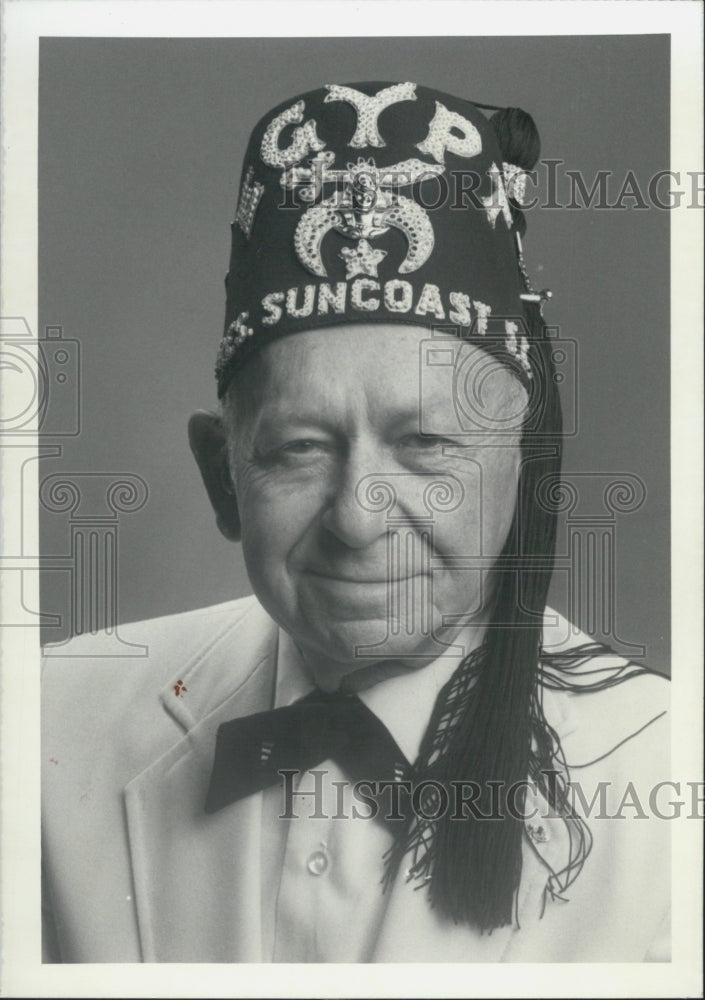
[274,629,464,765]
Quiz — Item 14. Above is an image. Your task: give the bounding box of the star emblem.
[482,162,513,229]
[339,238,387,278]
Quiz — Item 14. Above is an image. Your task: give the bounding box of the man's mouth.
[304,569,427,585]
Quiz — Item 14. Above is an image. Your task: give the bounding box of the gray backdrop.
[38,35,670,672]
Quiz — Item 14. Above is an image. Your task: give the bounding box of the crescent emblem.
[384,196,435,273]
[293,199,342,278]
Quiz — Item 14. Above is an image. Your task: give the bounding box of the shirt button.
[306,849,329,876]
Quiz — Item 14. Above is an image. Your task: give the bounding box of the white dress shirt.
[260,629,464,962]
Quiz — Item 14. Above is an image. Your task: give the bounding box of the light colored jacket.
[42,596,670,963]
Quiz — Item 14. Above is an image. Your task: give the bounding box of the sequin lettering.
[286,285,316,318]
[258,280,491,331]
[414,283,446,320]
[384,279,413,313]
[416,102,482,164]
[351,278,380,311]
[260,101,326,170]
[235,167,264,238]
[317,282,347,315]
[448,291,472,326]
[325,83,417,148]
[473,301,492,335]
[261,291,285,325]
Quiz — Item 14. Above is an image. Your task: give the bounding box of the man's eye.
[254,438,333,467]
[281,439,321,454]
[273,439,335,462]
[400,434,455,449]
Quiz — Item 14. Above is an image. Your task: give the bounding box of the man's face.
[226,324,527,686]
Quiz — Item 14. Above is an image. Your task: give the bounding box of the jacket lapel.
[124,602,278,962]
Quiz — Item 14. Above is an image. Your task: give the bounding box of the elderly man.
[42,82,669,963]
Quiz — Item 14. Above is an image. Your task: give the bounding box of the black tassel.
[384,299,653,928]
[488,107,541,171]
[489,107,541,239]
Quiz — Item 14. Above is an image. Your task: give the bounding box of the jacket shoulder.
[41,595,273,756]
[42,595,261,681]
[540,606,669,771]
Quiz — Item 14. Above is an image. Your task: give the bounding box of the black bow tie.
[205,688,411,819]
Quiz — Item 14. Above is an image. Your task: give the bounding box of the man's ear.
[188,410,241,542]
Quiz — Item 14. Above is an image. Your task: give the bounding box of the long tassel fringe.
[383,298,651,932]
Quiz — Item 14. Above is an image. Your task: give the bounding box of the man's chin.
[297,614,458,678]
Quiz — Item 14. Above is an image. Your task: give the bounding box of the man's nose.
[320,453,391,550]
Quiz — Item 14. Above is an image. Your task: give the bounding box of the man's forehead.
[233,324,528,432]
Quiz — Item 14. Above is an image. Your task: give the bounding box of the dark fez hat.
[215,81,545,398]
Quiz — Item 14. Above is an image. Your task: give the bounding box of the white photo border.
[1,2,702,997]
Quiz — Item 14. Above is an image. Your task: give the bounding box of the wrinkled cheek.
[480,456,521,554]
[239,524,275,595]
[430,458,520,616]
[434,475,516,561]
[239,528,298,633]
[236,493,289,584]
[482,495,518,554]
[236,487,319,623]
